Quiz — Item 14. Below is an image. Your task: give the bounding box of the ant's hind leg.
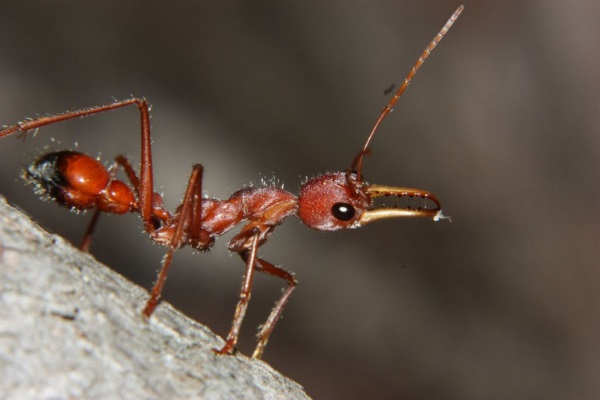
[0,98,157,234]
[79,209,101,252]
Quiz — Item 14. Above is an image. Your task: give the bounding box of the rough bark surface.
[0,196,310,400]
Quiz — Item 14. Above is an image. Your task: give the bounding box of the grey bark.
[0,196,310,400]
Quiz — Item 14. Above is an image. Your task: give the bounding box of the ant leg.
[79,209,101,252]
[142,164,204,317]
[249,258,297,359]
[142,249,175,317]
[0,98,156,234]
[216,232,260,356]
[1,98,142,139]
[216,233,297,359]
[114,155,140,192]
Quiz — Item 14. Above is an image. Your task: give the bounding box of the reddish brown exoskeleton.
[0,6,461,358]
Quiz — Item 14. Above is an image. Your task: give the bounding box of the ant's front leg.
[248,258,296,359]
[215,232,260,356]
[217,226,297,359]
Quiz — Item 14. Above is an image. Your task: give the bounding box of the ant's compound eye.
[331,202,355,221]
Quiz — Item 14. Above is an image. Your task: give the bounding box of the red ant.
[0,6,461,359]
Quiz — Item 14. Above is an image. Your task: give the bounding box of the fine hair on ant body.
[0,6,461,359]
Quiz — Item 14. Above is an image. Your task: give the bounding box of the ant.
[0,6,461,359]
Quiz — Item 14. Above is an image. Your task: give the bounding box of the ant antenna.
[353,5,464,179]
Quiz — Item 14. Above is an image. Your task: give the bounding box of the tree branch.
[0,196,310,400]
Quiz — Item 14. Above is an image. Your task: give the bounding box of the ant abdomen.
[24,150,136,214]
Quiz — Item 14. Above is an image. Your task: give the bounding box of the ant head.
[308,6,464,231]
[297,4,464,231]
[297,171,446,231]
[297,172,369,231]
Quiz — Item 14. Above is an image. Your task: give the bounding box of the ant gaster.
[0,6,461,359]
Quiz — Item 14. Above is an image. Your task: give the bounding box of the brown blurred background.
[0,1,599,399]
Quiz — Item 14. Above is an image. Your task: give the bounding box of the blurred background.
[0,1,599,399]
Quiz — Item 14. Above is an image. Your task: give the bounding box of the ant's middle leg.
[142,164,204,318]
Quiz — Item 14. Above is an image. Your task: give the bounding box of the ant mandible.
[0,6,461,359]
